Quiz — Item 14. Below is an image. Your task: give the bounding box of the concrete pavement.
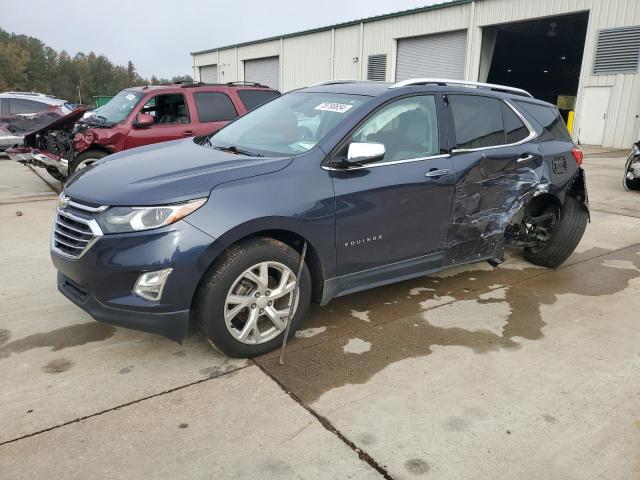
[0,151,639,479]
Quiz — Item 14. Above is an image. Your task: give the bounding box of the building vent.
[367,54,387,81]
[593,26,640,75]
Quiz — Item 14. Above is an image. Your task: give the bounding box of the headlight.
[97,198,207,234]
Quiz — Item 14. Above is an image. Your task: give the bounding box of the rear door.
[124,92,193,149]
[331,94,455,276]
[445,94,542,262]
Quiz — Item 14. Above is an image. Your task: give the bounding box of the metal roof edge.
[190,0,473,56]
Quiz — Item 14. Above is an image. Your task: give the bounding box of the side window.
[502,103,529,143]
[237,90,281,111]
[515,101,572,142]
[449,95,505,149]
[193,92,238,123]
[140,94,190,125]
[8,99,48,114]
[351,95,439,162]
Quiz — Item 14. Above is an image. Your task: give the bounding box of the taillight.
[571,147,583,166]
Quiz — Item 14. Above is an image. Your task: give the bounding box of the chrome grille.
[52,196,106,259]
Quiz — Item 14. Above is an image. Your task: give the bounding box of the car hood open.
[3,107,86,138]
[64,138,293,206]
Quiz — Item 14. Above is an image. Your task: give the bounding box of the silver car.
[0,92,74,150]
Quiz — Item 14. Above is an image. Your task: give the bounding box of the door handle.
[425,168,452,178]
[517,154,535,163]
[183,130,195,136]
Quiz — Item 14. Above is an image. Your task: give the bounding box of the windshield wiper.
[211,144,263,157]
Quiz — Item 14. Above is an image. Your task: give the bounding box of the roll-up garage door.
[396,30,467,81]
[199,65,218,83]
[244,56,280,89]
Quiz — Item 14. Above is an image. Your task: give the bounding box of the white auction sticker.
[314,102,353,113]
[125,93,136,101]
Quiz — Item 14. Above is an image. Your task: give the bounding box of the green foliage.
[0,27,192,105]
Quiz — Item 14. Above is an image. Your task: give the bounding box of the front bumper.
[51,220,218,342]
[7,147,68,176]
[58,272,190,341]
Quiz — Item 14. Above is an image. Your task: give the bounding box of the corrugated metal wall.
[192,0,640,147]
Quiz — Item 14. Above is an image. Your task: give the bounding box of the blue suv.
[52,79,588,357]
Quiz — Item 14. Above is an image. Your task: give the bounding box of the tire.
[524,197,588,268]
[69,150,109,175]
[194,237,312,358]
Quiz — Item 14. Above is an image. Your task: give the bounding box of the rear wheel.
[195,237,311,358]
[623,155,640,191]
[524,197,588,268]
[69,150,108,175]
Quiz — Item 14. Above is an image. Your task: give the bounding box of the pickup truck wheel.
[69,150,108,175]
[195,237,311,358]
[524,197,588,268]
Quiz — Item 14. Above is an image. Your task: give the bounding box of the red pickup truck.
[8,82,280,180]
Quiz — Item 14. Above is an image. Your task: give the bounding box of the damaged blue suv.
[52,79,588,357]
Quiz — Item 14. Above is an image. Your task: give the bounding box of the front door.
[124,93,193,149]
[578,86,611,146]
[331,94,455,276]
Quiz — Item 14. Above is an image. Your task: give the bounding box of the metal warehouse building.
[191,0,640,148]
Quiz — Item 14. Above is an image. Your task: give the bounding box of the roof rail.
[310,79,363,87]
[226,81,269,88]
[389,78,533,98]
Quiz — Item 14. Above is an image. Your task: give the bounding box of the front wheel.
[69,150,109,175]
[524,197,588,268]
[195,237,311,358]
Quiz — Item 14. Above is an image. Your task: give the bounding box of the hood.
[64,138,293,206]
[6,108,87,139]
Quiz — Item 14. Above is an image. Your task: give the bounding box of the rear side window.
[8,98,48,114]
[449,95,505,149]
[515,101,572,142]
[194,92,238,123]
[237,90,281,111]
[502,103,529,143]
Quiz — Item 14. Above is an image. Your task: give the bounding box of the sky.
[0,0,442,79]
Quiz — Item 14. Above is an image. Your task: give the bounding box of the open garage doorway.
[480,12,589,122]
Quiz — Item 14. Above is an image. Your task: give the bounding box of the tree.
[0,42,30,91]
[0,27,193,105]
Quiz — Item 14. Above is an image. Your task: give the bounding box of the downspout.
[359,22,365,80]
[331,28,336,80]
[217,50,220,83]
[464,0,476,80]
[280,37,284,91]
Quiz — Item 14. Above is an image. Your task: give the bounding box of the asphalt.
[0,149,639,479]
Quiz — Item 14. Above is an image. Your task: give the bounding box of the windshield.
[89,90,144,124]
[208,92,367,157]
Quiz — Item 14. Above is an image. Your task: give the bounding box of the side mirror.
[346,142,385,165]
[133,113,154,128]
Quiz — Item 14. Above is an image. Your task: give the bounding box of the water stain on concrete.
[119,366,133,374]
[199,361,237,379]
[258,246,640,403]
[0,328,10,347]
[542,414,558,424]
[444,416,470,432]
[0,322,116,359]
[405,458,430,475]
[358,432,376,446]
[42,358,74,374]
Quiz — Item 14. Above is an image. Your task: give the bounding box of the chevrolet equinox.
[52,79,589,357]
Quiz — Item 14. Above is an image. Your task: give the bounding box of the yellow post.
[567,110,575,135]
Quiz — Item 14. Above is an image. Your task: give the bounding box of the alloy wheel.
[224,261,298,345]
